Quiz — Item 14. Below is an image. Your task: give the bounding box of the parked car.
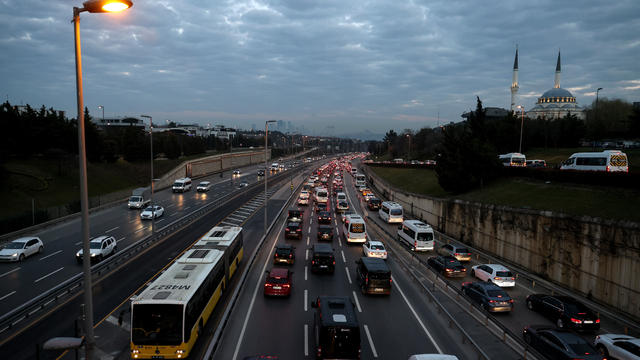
[317,225,334,241]
[284,222,303,239]
[593,334,640,359]
[263,268,292,297]
[461,281,513,313]
[76,235,116,264]
[470,264,515,287]
[0,237,43,262]
[140,205,164,220]
[427,256,466,278]
[273,244,295,265]
[523,326,604,360]
[196,181,212,192]
[317,211,332,224]
[362,240,387,260]
[525,294,600,331]
[438,244,472,262]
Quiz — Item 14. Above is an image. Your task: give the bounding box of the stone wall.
[362,166,640,320]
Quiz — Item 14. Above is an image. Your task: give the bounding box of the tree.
[435,97,501,193]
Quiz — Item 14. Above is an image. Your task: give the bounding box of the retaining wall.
[362,166,640,320]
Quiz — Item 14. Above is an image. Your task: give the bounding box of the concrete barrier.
[362,166,640,320]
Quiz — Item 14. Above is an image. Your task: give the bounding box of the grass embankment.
[369,167,640,222]
[0,153,210,219]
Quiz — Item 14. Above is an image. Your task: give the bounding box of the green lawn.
[369,166,640,222]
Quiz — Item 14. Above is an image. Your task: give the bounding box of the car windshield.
[566,339,595,355]
[267,276,288,284]
[143,207,154,212]
[5,242,25,249]
[90,242,103,249]
[276,248,292,255]
[457,248,470,253]
[417,232,433,241]
[487,290,508,298]
[370,244,385,250]
[390,209,403,215]
[129,196,141,201]
[131,304,183,345]
[495,271,512,277]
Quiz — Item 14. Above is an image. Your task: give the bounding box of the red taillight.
[285,228,290,232]
[570,318,583,324]
[509,299,514,303]
[389,278,392,284]
[462,268,466,271]
[489,300,496,303]
[275,253,278,257]
[297,228,301,231]
[596,318,600,323]
[289,254,292,258]
[365,276,369,284]
[414,241,417,248]
[454,253,459,256]
[333,260,336,265]
[312,260,315,265]
[494,277,502,280]
[283,284,290,288]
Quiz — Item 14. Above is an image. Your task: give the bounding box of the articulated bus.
[130,226,243,359]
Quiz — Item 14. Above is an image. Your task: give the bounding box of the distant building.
[461,107,510,121]
[91,116,146,129]
[526,51,586,120]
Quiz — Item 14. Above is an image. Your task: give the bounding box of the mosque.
[510,48,586,120]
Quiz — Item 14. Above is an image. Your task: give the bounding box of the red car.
[264,268,292,297]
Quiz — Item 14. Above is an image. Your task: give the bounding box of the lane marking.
[352,291,362,312]
[117,237,126,243]
[339,237,342,247]
[304,289,308,312]
[364,324,378,358]
[34,267,64,283]
[105,226,119,233]
[392,274,443,353]
[164,204,175,208]
[0,291,16,301]
[0,268,20,278]
[306,236,310,246]
[39,250,63,261]
[345,267,352,284]
[305,249,309,261]
[304,324,309,357]
[341,250,346,263]
[170,213,179,217]
[305,266,308,281]
[156,219,165,224]
[308,226,311,234]
[128,218,138,224]
[135,226,147,234]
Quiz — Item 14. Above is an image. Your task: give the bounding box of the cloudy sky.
[1,0,639,137]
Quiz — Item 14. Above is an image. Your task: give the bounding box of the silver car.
[0,237,43,262]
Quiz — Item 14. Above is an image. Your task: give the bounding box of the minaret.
[554,50,561,88]
[510,45,519,112]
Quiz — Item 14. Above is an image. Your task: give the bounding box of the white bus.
[560,150,629,172]
[498,153,526,167]
[343,214,367,244]
[397,220,435,251]
[379,201,404,223]
[355,173,366,187]
[130,226,243,359]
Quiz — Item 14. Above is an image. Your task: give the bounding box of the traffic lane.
[1,178,285,360]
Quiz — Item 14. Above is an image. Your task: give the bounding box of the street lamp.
[405,134,411,161]
[264,120,276,235]
[595,87,603,148]
[140,115,153,233]
[97,105,104,124]
[516,105,525,153]
[72,1,132,359]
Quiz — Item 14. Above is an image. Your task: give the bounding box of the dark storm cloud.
[1,0,638,135]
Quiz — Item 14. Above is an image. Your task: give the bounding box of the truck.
[128,187,151,209]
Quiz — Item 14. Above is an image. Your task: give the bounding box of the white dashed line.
[0,291,16,301]
[364,325,378,358]
[304,290,308,312]
[352,291,362,312]
[105,226,119,233]
[345,267,352,284]
[34,267,64,283]
[305,249,309,261]
[341,250,346,263]
[0,268,20,278]
[117,237,126,243]
[39,250,63,261]
[304,324,309,357]
[305,266,308,281]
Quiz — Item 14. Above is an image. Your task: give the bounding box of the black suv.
[287,209,303,223]
[355,257,391,295]
[284,222,302,239]
[462,281,513,313]
[317,211,332,224]
[273,244,295,265]
[311,243,335,274]
[311,296,361,360]
[317,225,333,241]
[367,197,381,210]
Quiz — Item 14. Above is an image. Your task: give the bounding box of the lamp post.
[595,87,603,149]
[264,120,276,235]
[406,134,411,161]
[72,1,132,358]
[140,115,153,233]
[516,105,525,153]
[98,105,104,124]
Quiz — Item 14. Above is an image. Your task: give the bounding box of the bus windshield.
[390,209,403,216]
[132,304,183,345]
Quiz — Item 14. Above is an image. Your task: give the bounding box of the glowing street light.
[516,105,525,153]
[72,1,132,359]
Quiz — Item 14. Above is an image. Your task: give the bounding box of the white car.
[140,205,165,220]
[299,190,310,199]
[594,334,640,360]
[362,240,387,260]
[233,169,241,176]
[76,236,116,263]
[196,181,212,192]
[470,264,515,287]
[0,237,43,262]
[298,196,309,205]
[238,181,249,188]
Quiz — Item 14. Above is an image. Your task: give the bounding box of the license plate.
[273,286,282,290]
[374,288,383,292]
[278,259,287,262]
[583,320,593,324]
[320,265,327,268]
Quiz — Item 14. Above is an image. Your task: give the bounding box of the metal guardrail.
[0,168,299,338]
[366,215,543,360]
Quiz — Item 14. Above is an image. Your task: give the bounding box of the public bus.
[560,150,629,172]
[355,173,366,187]
[130,226,243,359]
[498,153,526,167]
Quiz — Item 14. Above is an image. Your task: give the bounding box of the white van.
[379,201,403,223]
[498,153,526,167]
[336,192,347,204]
[560,150,629,172]
[343,214,366,244]
[172,177,192,193]
[354,173,366,187]
[398,220,435,251]
[315,188,328,203]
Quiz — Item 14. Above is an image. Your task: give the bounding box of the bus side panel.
[229,247,243,278]
[182,280,225,359]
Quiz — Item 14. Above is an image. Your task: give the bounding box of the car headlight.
[90,253,97,257]
[11,253,18,257]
